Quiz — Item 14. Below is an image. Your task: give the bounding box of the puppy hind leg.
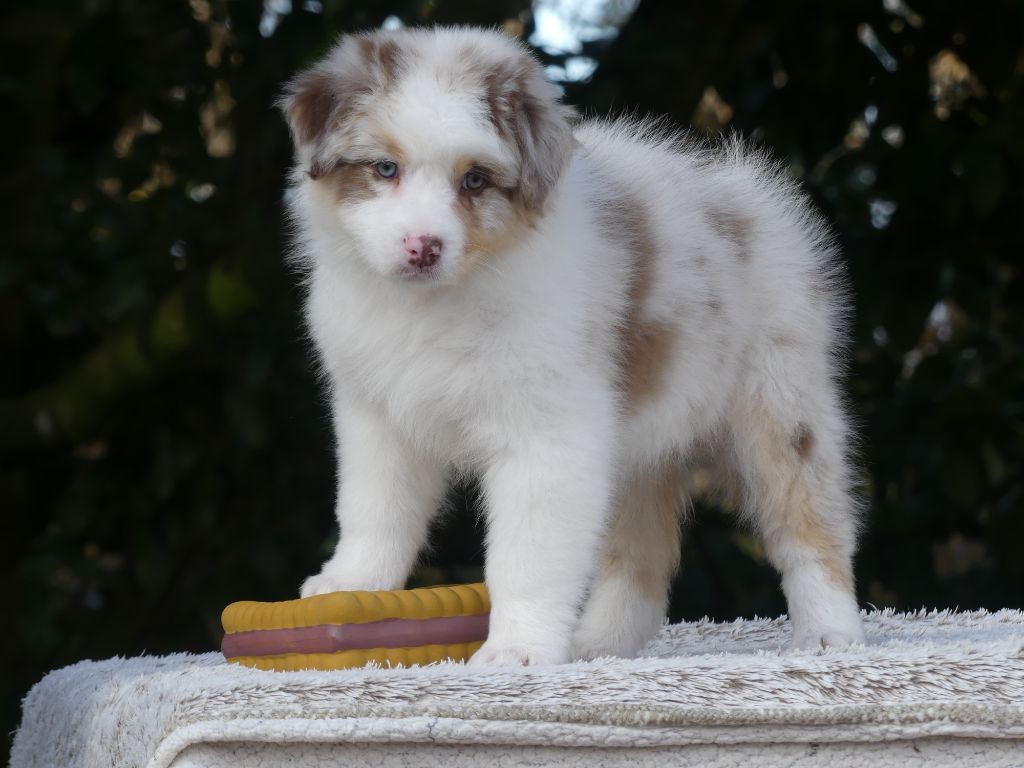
[572,463,685,660]
[730,390,864,650]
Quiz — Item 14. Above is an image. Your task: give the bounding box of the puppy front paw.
[299,570,392,597]
[299,563,404,597]
[299,572,352,598]
[468,639,567,667]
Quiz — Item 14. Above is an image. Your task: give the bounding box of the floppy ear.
[279,34,403,180]
[280,69,339,179]
[486,60,577,211]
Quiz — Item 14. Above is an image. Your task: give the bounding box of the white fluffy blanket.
[11,609,1024,768]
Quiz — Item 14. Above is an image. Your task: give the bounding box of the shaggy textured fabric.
[11,609,1024,768]
[170,739,1024,768]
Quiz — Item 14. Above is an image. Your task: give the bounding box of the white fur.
[285,28,864,665]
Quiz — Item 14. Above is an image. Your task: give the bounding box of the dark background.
[2,0,1022,755]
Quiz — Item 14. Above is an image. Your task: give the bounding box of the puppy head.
[281,27,576,284]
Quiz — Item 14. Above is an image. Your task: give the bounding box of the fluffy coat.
[282,26,864,665]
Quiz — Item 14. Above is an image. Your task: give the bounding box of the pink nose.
[403,234,443,268]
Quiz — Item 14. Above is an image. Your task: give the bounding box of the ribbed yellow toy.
[221,582,490,671]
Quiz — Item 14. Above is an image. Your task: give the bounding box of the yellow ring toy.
[221,582,490,671]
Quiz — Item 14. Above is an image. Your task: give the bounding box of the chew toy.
[221,582,489,671]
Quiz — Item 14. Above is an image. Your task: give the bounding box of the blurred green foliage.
[2,0,1022,756]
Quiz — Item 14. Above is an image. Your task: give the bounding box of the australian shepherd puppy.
[283,27,865,665]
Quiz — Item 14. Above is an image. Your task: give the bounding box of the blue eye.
[375,160,398,179]
[463,171,487,191]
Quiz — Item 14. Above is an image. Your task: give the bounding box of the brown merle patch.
[285,71,337,148]
[597,183,677,408]
[320,162,379,205]
[707,206,753,260]
[478,58,576,211]
[359,35,402,89]
[792,423,815,460]
[602,462,684,594]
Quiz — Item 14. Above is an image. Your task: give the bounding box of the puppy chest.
[337,328,585,448]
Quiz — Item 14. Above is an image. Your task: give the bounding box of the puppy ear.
[280,69,339,179]
[486,61,577,211]
[280,34,403,180]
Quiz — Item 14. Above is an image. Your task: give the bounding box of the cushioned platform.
[11,609,1024,768]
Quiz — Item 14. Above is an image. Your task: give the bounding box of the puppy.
[282,27,865,665]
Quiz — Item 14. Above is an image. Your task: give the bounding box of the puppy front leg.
[472,422,615,666]
[300,396,446,597]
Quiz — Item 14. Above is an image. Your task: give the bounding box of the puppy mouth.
[395,264,442,282]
